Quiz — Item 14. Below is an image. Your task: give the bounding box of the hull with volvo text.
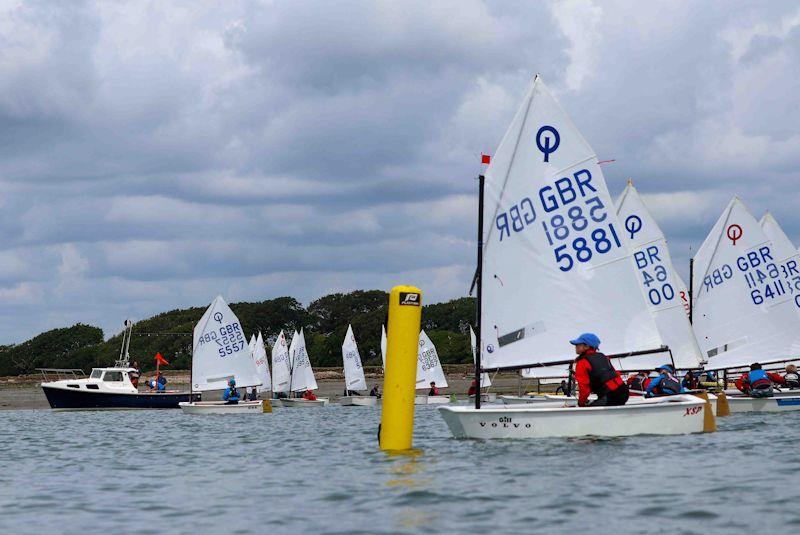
[438,395,707,439]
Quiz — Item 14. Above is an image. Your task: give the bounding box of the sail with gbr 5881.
[438,75,709,438]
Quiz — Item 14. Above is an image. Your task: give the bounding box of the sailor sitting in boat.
[223,379,240,404]
[783,365,800,389]
[645,365,683,397]
[627,371,651,395]
[147,372,167,392]
[428,382,440,396]
[369,385,381,398]
[735,363,784,398]
[571,333,629,407]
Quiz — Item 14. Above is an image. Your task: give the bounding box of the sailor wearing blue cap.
[223,378,240,404]
[645,364,682,397]
[571,333,629,407]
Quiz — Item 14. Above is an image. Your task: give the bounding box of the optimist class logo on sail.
[494,125,624,272]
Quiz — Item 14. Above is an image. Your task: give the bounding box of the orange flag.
[155,353,169,366]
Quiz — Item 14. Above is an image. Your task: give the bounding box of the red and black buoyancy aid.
[582,352,623,396]
[747,369,772,391]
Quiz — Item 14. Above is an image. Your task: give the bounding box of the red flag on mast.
[481,154,491,165]
[155,353,169,366]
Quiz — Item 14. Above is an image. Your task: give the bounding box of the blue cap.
[229,378,236,386]
[656,364,673,373]
[569,333,600,348]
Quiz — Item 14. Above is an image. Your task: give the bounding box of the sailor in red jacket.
[571,333,629,407]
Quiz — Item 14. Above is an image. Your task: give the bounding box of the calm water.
[2,405,799,534]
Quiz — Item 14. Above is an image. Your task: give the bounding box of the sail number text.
[495,169,623,272]
[196,322,247,357]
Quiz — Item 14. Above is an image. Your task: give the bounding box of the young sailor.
[627,371,651,395]
[428,381,440,396]
[571,333,629,407]
[735,363,784,398]
[784,365,800,389]
[302,389,317,401]
[646,365,683,397]
[223,379,240,404]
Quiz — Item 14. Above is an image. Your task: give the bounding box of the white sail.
[469,326,491,387]
[271,330,291,393]
[381,324,387,370]
[248,334,256,354]
[692,197,800,370]
[191,295,261,392]
[417,330,448,389]
[480,75,664,371]
[615,182,703,369]
[521,365,570,379]
[342,324,367,392]
[760,212,797,262]
[289,328,318,391]
[673,272,692,319]
[252,331,271,394]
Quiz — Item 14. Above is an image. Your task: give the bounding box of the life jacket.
[629,375,648,392]
[582,352,622,396]
[784,372,800,388]
[653,373,681,395]
[747,369,772,390]
[227,386,240,401]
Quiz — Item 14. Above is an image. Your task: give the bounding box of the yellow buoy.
[715,390,730,417]
[379,285,423,451]
[262,399,272,413]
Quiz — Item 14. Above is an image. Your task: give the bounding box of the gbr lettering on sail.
[494,128,623,273]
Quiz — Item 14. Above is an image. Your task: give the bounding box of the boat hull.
[439,395,708,439]
[42,384,197,410]
[725,395,800,413]
[415,395,450,405]
[281,398,330,408]
[179,401,264,414]
[339,396,378,407]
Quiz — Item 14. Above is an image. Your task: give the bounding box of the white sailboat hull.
[468,393,497,403]
[438,395,707,439]
[339,396,378,407]
[281,398,330,408]
[179,400,264,415]
[415,395,450,405]
[725,395,800,413]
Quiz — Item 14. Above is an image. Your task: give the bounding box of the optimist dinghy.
[179,296,264,415]
[691,200,800,412]
[415,330,450,405]
[281,329,330,408]
[339,325,377,407]
[439,75,709,438]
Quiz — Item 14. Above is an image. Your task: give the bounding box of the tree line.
[0,291,476,376]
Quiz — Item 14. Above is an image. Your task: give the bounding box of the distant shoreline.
[0,367,549,410]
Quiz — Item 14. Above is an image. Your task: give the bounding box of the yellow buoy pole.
[694,392,717,433]
[379,285,423,451]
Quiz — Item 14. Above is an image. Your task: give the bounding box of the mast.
[474,174,485,410]
[688,258,694,325]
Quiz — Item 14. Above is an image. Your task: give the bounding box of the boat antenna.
[116,319,133,368]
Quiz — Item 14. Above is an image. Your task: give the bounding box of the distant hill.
[0,291,476,375]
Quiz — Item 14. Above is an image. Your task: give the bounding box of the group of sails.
[440,74,800,439]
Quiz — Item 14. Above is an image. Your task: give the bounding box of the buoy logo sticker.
[536,125,560,162]
[727,224,742,246]
[625,215,642,239]
[399,292,421,306]
[213,312,224,323]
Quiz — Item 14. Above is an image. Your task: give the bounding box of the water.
[2,405,799,534]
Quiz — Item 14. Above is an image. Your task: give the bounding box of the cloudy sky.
[1,0,799,343]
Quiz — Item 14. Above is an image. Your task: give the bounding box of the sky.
[1,0,799,344]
